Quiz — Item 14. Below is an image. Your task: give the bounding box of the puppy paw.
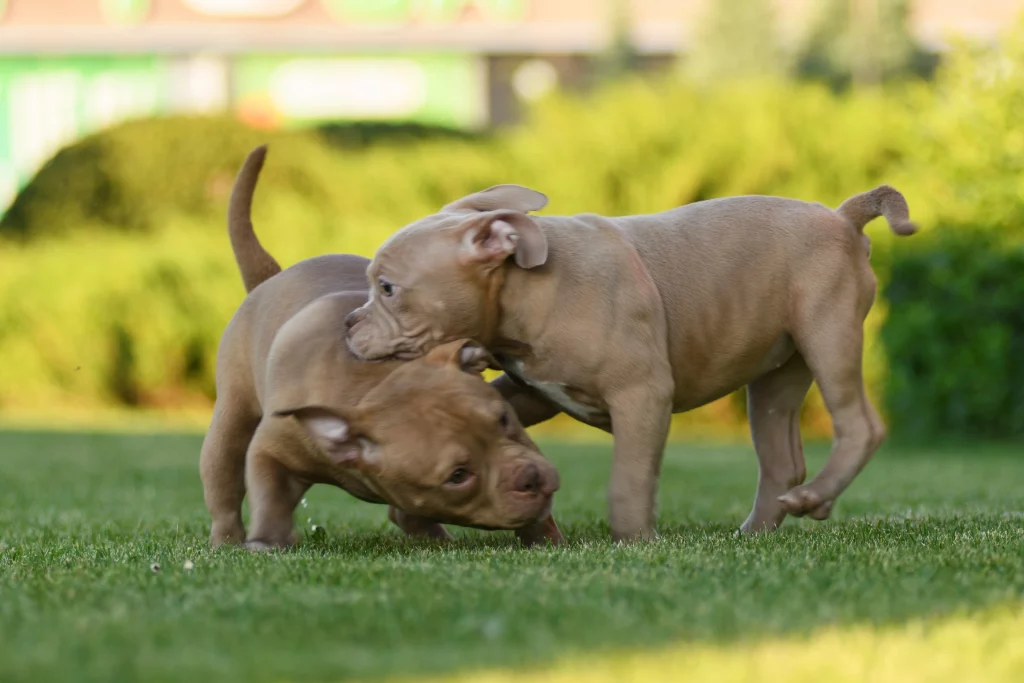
[209,522,246,547]
[738,514,784,535]
[777,485,828,518]
[410,524,454,542]
[243,540,276,552]
[243,538,294,552]
[611,527,658,544]
[809,500,834,521]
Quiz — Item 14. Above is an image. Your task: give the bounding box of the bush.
[0,118,484,242]
[5,21,1024,440]
[2,81,912,436]
[0,117,279,240]
[882,231,1024,440]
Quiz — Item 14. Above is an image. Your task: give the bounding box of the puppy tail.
[836,185,917,236]
[229,145,282,293]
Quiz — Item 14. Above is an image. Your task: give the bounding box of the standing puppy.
[201,149,562,549]
[345,184,916,541]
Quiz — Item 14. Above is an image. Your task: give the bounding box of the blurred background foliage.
[2,4,1024,441]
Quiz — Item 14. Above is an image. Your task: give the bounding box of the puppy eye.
[498,411,510,430]
[379,279,395,297]
[446,467,471,485]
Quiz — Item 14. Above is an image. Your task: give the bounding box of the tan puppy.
[345,184,916,541]
[200,148,562,550]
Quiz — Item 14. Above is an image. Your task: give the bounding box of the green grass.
[1,430,1023,683]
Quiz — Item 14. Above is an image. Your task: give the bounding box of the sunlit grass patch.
[418,606,1024,683]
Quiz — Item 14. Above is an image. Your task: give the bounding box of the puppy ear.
[426,339,501,374]
[461,210,548,269]
[274,405,370,468]
[443,184,548,214]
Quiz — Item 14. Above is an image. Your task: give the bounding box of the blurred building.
[1,0,1023,214]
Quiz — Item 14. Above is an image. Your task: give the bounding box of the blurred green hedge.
[878,27,1024,441]
[884,232,1024,440]
[2,22,1024,440]
[0,83,900,436]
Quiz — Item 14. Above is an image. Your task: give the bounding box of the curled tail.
[836,185,917,236]
[229,145,282,293]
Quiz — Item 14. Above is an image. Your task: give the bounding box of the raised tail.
[229,145,282,293]
[836,185,917,236]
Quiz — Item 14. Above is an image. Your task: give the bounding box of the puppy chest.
[503,360,609,425]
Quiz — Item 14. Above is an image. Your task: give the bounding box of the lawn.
[1,429,1023,683]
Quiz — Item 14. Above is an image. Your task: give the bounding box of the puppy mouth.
[344,335,423,363]
[344,338,374,362]
[535,495,554,522]
[460,500,553,531]
[344,337,390,362]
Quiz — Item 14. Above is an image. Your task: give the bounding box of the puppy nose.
[514,463,541,494]
[540,466,560,496]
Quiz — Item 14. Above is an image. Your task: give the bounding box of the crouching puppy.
[200,147,561,550]
[345,182,917,541]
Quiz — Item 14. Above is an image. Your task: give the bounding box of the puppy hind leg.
[740,353,813,533]
[780,288,883,519]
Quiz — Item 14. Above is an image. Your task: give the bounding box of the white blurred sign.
[269,59,428,119]
[182,0,306,17]
[0,164,16,214]
[9,72,80,175]
[169,56,229,113]
[0,58,169,217]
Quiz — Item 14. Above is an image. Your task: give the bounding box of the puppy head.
[344,184,548,361]
[277,339,559,530]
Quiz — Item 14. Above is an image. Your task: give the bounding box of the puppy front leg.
[606,381,674,542]
[200,399,259,547]
[244,448,309,551]
[388,506,453,541]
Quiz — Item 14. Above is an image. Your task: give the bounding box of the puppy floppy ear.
[426,339,501,374]
[460,210,548,269]
[443,184,548,214]
[274,405,372,468]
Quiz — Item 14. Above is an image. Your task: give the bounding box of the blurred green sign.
[233,54,486,129]
[0,51,488,216]
[322,0,526,23]
[0,57,168,216]
[100,0,151,24]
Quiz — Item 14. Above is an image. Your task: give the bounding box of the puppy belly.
[504,361,611,428]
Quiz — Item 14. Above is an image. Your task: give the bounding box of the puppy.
[200,148,562,550]
[344,183,916,541]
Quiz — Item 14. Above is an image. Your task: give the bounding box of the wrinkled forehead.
[369,369,506,429]
[379,418,478,479]
[365,394,502,479]
[367,365,504,426]
[372,215,468,277]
